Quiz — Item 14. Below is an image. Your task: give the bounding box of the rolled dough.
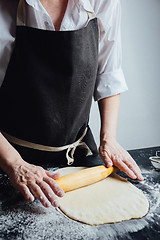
[58,167,149,225]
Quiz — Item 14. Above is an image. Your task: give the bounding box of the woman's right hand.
[7,159,65,208]
[0,133,64,208]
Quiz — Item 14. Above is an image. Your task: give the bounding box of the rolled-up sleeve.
[94,0,128,101]
[0,0,18,87]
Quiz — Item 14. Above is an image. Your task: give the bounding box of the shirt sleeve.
[93,0,128,101]
[0,0,18,87]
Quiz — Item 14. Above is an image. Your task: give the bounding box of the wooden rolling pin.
[55,165,118,192]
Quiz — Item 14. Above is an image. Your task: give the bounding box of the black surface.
[0,146,160,240]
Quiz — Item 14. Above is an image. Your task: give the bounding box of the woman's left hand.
[99,137,144,181]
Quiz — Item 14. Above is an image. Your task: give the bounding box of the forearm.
[98,94,120,141]
[0,133,23,174]
[98,94,143,180]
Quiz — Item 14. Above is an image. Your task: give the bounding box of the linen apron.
[0,8,102,167]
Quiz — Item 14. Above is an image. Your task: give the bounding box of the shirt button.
[44,21,49,26]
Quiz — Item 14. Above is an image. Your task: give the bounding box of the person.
[0,0,143,209]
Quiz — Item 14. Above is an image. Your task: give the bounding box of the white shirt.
[0,0,128,101]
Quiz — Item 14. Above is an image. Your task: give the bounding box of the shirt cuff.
[93,68,128,101]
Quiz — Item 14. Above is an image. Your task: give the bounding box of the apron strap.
[17,0,25,26]
[1,128,92,165]
[87,11,96,20]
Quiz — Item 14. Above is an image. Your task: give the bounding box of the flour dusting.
[0,166,159,240]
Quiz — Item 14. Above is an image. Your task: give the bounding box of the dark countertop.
[0,146,160,240]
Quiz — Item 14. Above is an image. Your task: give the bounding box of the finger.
[99,147,113,167]
[123,151,143,173]
[101,145,112,159]
[113,158,137,179]
[123,157,144,181]
[44,177,65,198]
[17,184,35,202]
[103,153,113,168]
[28,182,51,208]
[36,180,59,207]
[45,170,61,180]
